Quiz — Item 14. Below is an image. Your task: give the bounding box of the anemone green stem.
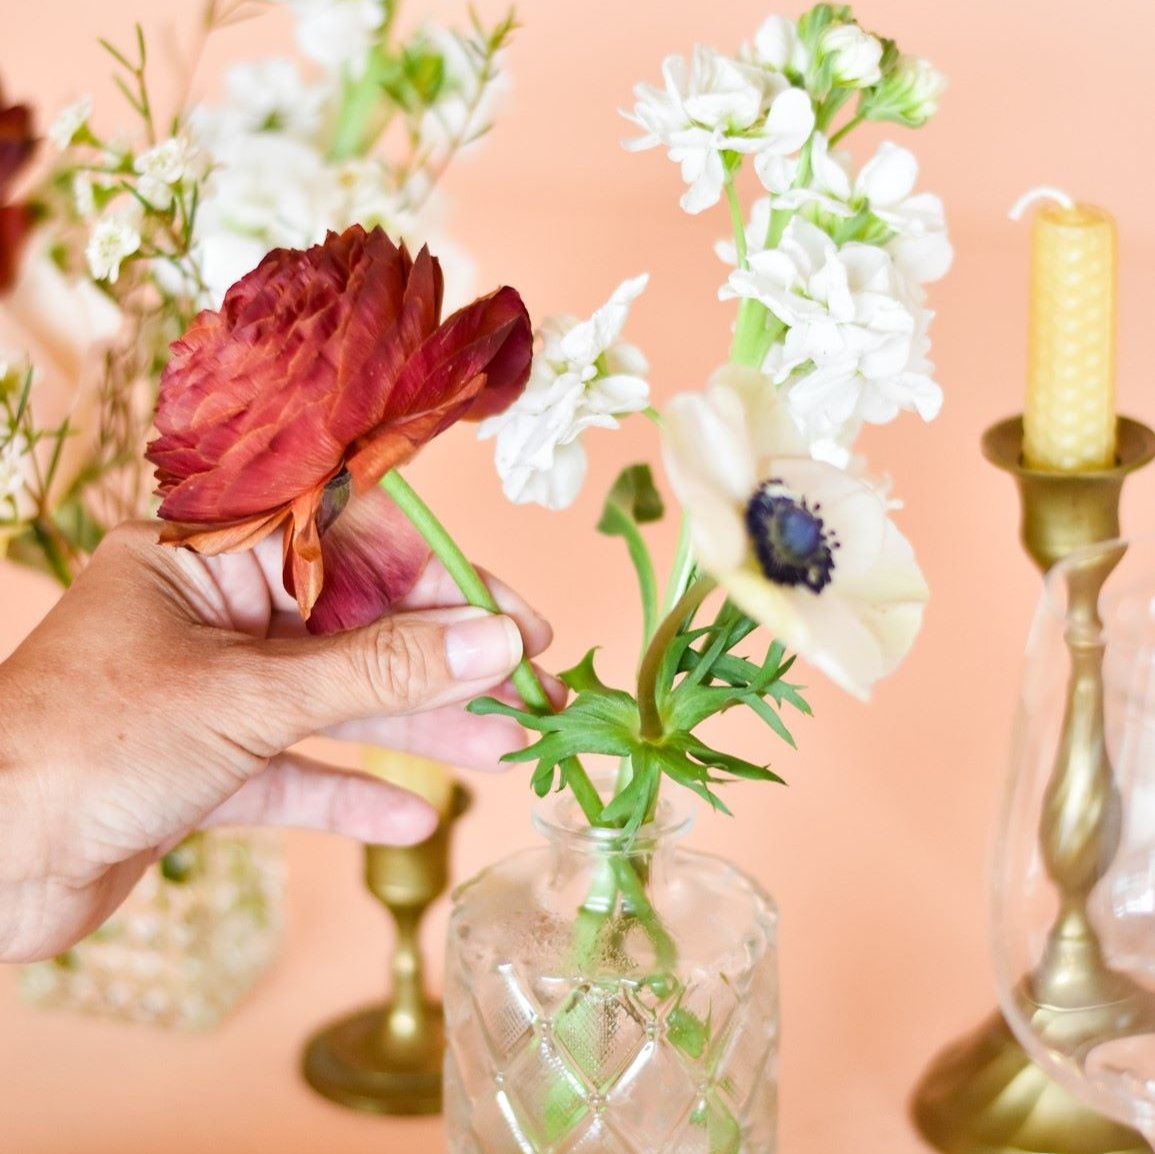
[380,469,604,824]
[636,575,718,741]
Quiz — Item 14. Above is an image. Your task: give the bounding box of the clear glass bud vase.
[20,830,284,1030]
[444,790,779,1154]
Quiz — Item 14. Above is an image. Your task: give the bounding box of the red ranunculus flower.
[147,224,533,634]
[0,84,37,293]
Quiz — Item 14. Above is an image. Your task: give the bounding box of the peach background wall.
[3,1,1155,1150]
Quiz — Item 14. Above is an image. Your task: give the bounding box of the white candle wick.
[1008,186,1076,222]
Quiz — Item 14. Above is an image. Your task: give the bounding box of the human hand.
[0,522,555,962]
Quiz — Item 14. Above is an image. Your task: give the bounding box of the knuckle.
[363,619,436,712]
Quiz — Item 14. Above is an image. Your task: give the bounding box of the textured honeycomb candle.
[1023,202,1117,471]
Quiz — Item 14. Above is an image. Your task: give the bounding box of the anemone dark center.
[745,480,837,593]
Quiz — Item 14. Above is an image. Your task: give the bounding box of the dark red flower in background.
[147,224,533,634]
[0,84,37,292]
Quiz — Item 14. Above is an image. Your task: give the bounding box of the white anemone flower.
[624,45,814,214]
[722,217,942,444]
[662,364,928,699]
[479,275,651,510]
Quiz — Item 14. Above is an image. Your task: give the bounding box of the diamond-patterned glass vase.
[20,830,284,1030]
[444,791,779,1154]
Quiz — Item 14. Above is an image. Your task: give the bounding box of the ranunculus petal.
[302,488,432,635]
[149,224,529,628]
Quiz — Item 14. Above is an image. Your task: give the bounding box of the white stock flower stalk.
[479,275,651,510]
[818,23,883,87]
[722,217,942,447]
[624,45,815,214]
[662,365,928,699]
[279,0,387,75]
[749,15,809,76]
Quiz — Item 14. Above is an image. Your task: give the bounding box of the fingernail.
[445,614,523,681]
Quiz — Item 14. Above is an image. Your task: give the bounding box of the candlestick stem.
[301,786,471,1115]
[910,416,1155,1154]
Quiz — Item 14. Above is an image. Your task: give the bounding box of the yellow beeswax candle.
[1017,189,1117,471]
[361,747,456,820]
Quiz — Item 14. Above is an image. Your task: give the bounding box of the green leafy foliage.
[469,603,809,833]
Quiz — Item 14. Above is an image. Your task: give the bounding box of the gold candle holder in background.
[910,416,1155,1154]
[302,785,471,1115]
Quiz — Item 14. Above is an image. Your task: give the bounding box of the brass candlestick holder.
[302,785,471,1115]
[911,416,1155,1154]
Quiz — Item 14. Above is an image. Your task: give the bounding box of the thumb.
[235,605,525,749]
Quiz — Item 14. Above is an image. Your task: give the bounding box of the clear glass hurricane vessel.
[444,785,779,1154]
[993,536,1155,1140]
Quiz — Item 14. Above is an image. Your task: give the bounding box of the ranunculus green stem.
[381,468,605,824]
[636,575,717,741]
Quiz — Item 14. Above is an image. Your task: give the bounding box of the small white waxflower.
[280,0,386,75]
[661,364,928,699]
[479,275,651,510]
[722,217,942,445]
[748,15,809,76]
[624,45,814,215]
[868,55,947,127]
[85,214,141,283]
[0,431,30,502]
[72,172,96,219]
[47,97,92,149]
[819,24,883,88]
[133,136,197,209]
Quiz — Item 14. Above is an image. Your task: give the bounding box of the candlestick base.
[302,1003,445,1116]
[911,1009,1152,1154]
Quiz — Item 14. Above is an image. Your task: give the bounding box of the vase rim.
[531,774,695,852]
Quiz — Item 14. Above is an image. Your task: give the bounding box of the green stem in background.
[380,469,605,824]
[636,576,717,741]
[31,518,74,587]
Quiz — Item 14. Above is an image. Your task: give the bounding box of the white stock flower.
[768,136,953,283]
[870,55,947,126]
[748,15,809,76]
[819,24,883,88]
[188,60,329,156]
[47,97,92,149]
[624,45,814,214]
[722,217,943,445]
[479,275,651,510]
[661,364,928,699]
[190,134,342,304]
[280,0,386,75]
[85,214,141,283]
